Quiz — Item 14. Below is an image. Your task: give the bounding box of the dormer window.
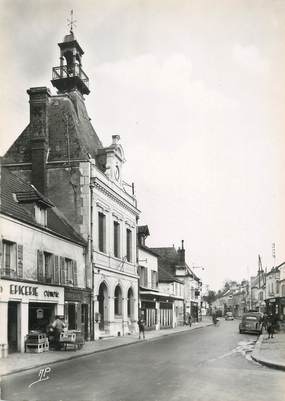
[34,205,47,226]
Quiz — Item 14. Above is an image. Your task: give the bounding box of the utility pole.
[272,242,276,269]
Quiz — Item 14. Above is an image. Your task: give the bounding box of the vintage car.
[239,312,263,335]
[225,312,234,321]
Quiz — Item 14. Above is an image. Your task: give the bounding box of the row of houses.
[0,28,202,355]
[212,262,285,329]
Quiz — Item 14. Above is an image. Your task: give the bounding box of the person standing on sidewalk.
[188,314,192,327]
[267,314,276,339]
[138,317,145,340]
[52,315,66,350]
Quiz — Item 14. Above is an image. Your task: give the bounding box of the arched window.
[127,288,134,317]
[114,285,122,315]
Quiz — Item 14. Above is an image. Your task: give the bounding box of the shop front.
[140,300,157,330]
[64,287,91,340]
[0,279,64,354]
[191,301,199,322]
[266,297,285,322]
[160,301,173,329]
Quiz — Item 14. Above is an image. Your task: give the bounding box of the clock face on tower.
[115,166,120,181]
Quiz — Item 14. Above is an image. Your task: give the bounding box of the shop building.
[151,241,202,324]
[137,226,160,330]
[265,263,285,329]
[158,267,184,328]
[0,167,89,355]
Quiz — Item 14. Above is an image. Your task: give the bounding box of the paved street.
[1,321,284,401]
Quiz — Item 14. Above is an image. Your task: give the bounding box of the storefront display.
[0,279,64,353]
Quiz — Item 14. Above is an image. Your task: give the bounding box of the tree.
[203,290,217,305]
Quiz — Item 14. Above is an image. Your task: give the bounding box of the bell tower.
[51,11,90,96]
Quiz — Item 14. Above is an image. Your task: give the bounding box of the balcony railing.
[52,65,89,88]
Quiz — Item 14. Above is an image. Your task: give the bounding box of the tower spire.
[67,10,77,34]
[51,14,90,96]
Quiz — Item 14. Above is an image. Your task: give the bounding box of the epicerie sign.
[9,285,59,298]
[10,284,38,296]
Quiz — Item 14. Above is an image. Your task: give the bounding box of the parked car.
[239,312,264,335]
[225,312,234,321]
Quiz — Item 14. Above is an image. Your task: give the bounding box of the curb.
[251,334,285,372]
[1,323,212,378]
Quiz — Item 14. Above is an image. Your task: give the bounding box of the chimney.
[138,233,145,246]
[178,240,185,264]
[112,135,120,145]
[27,87,50,195]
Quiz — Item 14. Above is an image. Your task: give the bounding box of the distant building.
[137,226,184,329]
[265,263,285,327]
[151,241,202,323]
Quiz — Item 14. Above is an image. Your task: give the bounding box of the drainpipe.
[90,182,95,340]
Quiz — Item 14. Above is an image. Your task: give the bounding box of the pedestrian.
[267,314,275,339]
[138,317,145,340]
[188,314,192,327]
[52,315,66,350]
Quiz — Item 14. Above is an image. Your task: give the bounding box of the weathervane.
[67,10,77,33]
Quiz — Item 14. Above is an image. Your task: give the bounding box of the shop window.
[114,285,122,315]
[126,229,132,262]
[113,221,120,258]
[98,212,106,253]
[2,241,17,278]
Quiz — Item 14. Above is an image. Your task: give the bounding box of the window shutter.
[50,254,55,283]
[60,257,65,284]
[73,260,78,287]
[0,240,3,273]
[54,256,59,284]
[144,267,148,287]
[17,244,23,278]
[37,250,44,281]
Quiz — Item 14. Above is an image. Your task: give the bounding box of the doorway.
[8,302,19,353]
[98,282,108,331]
[81,304,89,340]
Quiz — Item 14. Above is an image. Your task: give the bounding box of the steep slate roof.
[137,225,150,236]
[150,247,181,277]
[0,167,86,246]
[138,244,160,257]
[158,265,183,283]
[3,90,103,164]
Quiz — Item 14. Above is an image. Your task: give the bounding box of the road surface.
[1,320,284,401]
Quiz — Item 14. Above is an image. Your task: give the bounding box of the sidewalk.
[0,320,212,377]
[252,332,285,371]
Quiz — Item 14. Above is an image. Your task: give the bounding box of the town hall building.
[2,27,140,339]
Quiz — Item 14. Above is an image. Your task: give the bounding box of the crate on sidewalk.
[25,331,49,353]
[25,342,45,353]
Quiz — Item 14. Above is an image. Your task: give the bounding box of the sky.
[0,0,285,290]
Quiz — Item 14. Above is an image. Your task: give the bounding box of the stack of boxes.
[25,332,49,353]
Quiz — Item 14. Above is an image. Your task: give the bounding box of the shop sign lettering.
[10,284,38,296]
[44,290,59,298]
